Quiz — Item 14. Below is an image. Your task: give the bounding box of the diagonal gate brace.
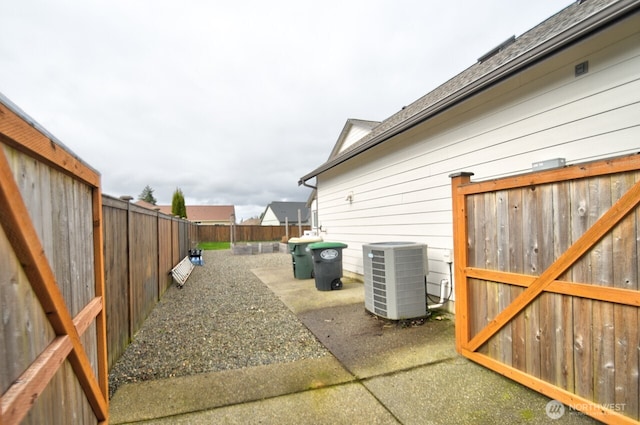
[0,146,108,423]
[466,177,640,352]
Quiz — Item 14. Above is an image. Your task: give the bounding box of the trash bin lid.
[308,242,348,250]
[289,236,323,244]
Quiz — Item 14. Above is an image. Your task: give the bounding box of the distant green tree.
[138,185,157,205]
[171,188,187,218]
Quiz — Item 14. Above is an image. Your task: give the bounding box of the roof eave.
[299,0,639,185]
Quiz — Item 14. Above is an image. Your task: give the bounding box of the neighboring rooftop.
[261,201,310,225]
[133,201,236,223]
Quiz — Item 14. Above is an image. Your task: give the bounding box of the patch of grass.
[198,242,230,250]
[520,409,535,420]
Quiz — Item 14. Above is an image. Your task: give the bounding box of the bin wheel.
[311,270,315,278]
[331,279,342,290]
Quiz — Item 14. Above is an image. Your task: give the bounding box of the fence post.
[285,217,289,240]
[156,208,161,301]
[119,195,135,343]
[449,172,473,353]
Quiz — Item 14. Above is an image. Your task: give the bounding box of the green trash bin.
[309,242,348,291]
[288,237,322,279]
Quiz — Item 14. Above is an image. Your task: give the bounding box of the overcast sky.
[0,1,569,221]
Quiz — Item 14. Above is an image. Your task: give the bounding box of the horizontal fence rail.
[450,153,640,424]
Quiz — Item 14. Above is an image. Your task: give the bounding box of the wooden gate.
[0,102,108,423]
[450,153,640,424]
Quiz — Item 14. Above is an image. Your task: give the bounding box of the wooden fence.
[0,101,108,423]
[102,196,196,369]
[450,153,640,424]
[198,224,311,242]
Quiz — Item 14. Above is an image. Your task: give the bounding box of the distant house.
[261,201,310,226]
[134,199,161,210]
[182,205,236,225]
[240,217,261,225]
[134,201,236,225]
[299,0,640,298]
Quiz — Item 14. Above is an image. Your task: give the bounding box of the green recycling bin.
[288,237,322,279]
[309,242,348,291]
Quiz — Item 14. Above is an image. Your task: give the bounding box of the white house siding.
[261,208,280,225]
[315,13,640,310]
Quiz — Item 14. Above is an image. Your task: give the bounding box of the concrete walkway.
[109,266,599,424]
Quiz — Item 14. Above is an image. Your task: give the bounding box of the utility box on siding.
[363,242,428,320]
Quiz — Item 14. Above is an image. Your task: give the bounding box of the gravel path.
[108,250,329,398]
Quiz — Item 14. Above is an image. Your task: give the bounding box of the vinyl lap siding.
[316,14,640,303]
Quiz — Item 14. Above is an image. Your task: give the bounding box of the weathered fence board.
[613,172,640,418]
[0,98,107,424]
[129,207,159,333]
[102,197,130,369]
[102,195,196,371]
[158,217,173,295]
[451,153,640,424]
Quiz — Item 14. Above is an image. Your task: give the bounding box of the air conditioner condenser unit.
[363,242,428,320]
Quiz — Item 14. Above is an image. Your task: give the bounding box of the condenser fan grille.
[370,249,387,315]
[363,243,428,320]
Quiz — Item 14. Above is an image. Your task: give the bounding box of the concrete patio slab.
[110,356,353,424]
